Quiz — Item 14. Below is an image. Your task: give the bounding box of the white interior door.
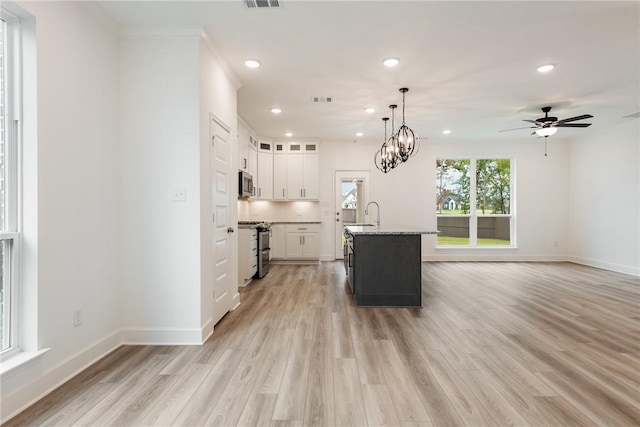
[211,115,232,326]
[334,171,370,259]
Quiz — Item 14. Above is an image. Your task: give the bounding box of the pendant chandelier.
[373,87,420,172]
[374,115,398,173]
[396,88,417,161]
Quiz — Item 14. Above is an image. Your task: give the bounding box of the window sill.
[435,246,517,249]
[0,348,50,380]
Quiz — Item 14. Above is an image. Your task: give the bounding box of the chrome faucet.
[365,201,381,227]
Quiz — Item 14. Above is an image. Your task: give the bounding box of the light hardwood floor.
[5,262,640,426]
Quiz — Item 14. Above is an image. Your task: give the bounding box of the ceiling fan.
[499,106,593,137]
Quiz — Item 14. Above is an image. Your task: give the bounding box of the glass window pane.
[1,240,9,351]
[437,216,470,245]
[477,216,511,246]
[475,159,510,214]
[1,19,6,232]
[436,159,470,214]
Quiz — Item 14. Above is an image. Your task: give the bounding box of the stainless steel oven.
[256,223,271,278]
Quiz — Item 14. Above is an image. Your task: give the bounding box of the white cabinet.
[256,142,273,200]
[238,122,250,172]
[285,224,320,260]
[286,153,318,200]
[248,143,257,197]
[273,153,288,200]
[238,228,258,286]
[271,224,286,259]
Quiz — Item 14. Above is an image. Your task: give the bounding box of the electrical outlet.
[73,309,83,327]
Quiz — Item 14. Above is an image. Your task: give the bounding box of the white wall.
[568,120,640,275]
[318,137,571,261]
[1,2,121,420]
[119,28,203,343]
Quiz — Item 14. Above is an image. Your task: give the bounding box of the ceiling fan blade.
[555,114,593,124]
[555,123,592,128]
[498,126,536,132]
[522,119,539,124]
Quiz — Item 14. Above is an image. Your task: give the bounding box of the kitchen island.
[344,225,438,307]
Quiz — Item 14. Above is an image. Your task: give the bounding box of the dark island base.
[352,234,422,307]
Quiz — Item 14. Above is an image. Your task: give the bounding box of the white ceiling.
[97,1,640,143]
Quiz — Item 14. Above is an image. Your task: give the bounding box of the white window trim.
[436,157,515,248]
[1,7,22,360]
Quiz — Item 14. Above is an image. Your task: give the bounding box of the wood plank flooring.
[5,262,640,426]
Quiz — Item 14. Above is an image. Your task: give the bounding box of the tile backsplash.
[238,200,320,222]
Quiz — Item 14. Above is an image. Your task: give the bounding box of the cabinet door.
[285,233,304,258]
[273,154,287,200]
[248,145,258,197]
[302,153,319,200]
[271,224,286,259]
[286,154,304,200]
[301,233,319,258]
[238,122,250,171]
[257,151,273,200]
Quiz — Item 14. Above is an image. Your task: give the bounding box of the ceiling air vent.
[313,97,332,103]
[244,0,280,8]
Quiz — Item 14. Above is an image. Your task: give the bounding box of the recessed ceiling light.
[537,63,555,73]
[285,132,293,137]
[270,107,282,114]
[364,107,376,114]
[383,57,400,67]
[244,59,261,68]
[442,129,452,135]
[356,132,364,137]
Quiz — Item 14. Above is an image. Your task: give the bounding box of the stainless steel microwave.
[238,170,253,198]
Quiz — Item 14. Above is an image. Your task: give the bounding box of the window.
[0,11,21,357]
[436,158,513,247]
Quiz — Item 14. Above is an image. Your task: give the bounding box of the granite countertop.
[345,224,439,235]
[270,220,321,224]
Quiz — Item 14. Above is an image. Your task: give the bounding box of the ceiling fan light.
[535,127,558,137]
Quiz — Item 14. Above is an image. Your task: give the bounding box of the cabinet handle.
[348,253,352,267]
[299,236,302,245]
[282,188,285,197]
[243,158,247,169]
[300,189,303,197]
[258,188,261,197]
[303,236,305,245]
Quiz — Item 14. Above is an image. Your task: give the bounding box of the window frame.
[436,157,515,248]
[1,8,22,359]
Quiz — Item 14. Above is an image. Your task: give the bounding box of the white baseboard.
[121,327,207,345]
[423,254,568,262]
[0,330,122,424]
[568,255,640,277]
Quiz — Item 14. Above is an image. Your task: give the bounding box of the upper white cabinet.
[238,121,250,172]
[286,150,319,200]
[273,152,288,200]
[256,140,273,200]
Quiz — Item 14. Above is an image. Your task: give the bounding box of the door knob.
[227,227,235,233]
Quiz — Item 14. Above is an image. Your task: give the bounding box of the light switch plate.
[173,188,186,201]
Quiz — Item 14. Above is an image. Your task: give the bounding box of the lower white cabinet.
[284,224,319,260]
[270,223,320,261]
[238,228,258,286]
[271,224,286,259]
